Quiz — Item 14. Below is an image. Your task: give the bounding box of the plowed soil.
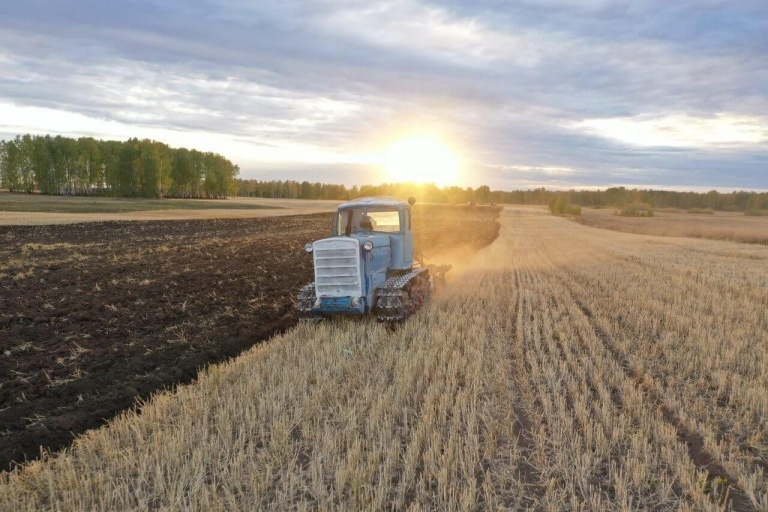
[0,205,500,470]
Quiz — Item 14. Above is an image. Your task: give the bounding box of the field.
[0,193,340,225]
[0,204,501,472]
[576,207,768,245]
[2,207,767,511]
[0,194,280,213]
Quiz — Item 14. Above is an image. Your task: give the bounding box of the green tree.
[116,138,141,196]
[171,148,194,197]
[77,137,103,194]
[0,138,21,191]
[16,135,37,193]
[32,136,54,194]
[475,185,491,204]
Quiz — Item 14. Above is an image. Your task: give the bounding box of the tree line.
[556,187,768,212]
[236,179,768,211]
[2,136,763,210]
[0,135,239,198]
[236,180,505,204]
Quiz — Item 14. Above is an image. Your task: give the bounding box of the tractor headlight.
[304,242,313,253]
[363,240,374,251]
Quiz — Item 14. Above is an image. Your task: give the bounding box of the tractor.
[297,197,450,322]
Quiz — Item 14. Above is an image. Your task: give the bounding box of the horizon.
[1,1,766,191]
[232,176,768,195]
[2,130,767,195]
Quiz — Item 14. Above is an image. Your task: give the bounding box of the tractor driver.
[359,213,376,231]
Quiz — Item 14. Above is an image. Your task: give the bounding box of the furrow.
[566,282,758,512]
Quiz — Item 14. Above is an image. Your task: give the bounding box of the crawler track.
[375,269,430,323]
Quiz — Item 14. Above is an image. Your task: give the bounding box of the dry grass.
[1,207,767,510]
[577,207,768,245]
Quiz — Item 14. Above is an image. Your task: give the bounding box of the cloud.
[573,114,768,148]
[318,0,542,67]
[0,0,766,190]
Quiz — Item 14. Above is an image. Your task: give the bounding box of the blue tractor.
[298,197,448,322]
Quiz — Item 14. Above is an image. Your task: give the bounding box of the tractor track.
[572,243,768,482]
[507,265,545,509]
[568,289,758,512]
[526,244,641,506]
[518,219,760,510]
[548,263,693,507]
[512,249,618,507]
[606,252,768,461]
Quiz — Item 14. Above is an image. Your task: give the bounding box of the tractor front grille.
[313,238,362,298]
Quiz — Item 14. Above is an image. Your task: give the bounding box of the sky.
[1,0,767,191]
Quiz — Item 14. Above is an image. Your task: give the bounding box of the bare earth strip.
[0,197,341,225]
[1,208,767,510]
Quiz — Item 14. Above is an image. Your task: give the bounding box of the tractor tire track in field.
[569,243,768,485]
[521,240,647,508]
[550,265,691,506]
[510,213,764,509]
[506,265,545,509]
[565,279,758,512]
[512,246,605,508]
[603,249,768,483]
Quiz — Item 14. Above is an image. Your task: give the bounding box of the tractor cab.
[332,197,414,269]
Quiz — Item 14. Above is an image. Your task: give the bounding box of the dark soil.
[0,205,501,471]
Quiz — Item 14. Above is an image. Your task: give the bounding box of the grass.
[0,193,281,214]
[1,208,767,510]
[577,207,768,245]
[617,202,654,217]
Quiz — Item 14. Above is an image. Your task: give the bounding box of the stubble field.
[1,207,767,511]
[576,207,768,245]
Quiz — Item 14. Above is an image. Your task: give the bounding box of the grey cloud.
[1,0,766,189]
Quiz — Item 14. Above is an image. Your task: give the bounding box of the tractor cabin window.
[338,208,402,235]
[367,211,401,232]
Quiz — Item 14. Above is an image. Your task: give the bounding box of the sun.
[381,135,460,187]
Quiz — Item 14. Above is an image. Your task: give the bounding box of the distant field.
[0,193,341,225]
[0,193,280,213]
[576,206,768,244]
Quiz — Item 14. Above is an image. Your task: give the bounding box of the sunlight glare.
[381,135,460,186]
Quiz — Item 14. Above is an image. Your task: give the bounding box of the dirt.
[0,205,501,471]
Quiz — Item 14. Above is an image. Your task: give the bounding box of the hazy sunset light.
[2,4,768,510]
[381,135,460,187]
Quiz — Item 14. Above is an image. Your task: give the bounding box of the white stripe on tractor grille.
[313,238,362,298]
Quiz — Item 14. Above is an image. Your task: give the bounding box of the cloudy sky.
[1,0,767,190]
